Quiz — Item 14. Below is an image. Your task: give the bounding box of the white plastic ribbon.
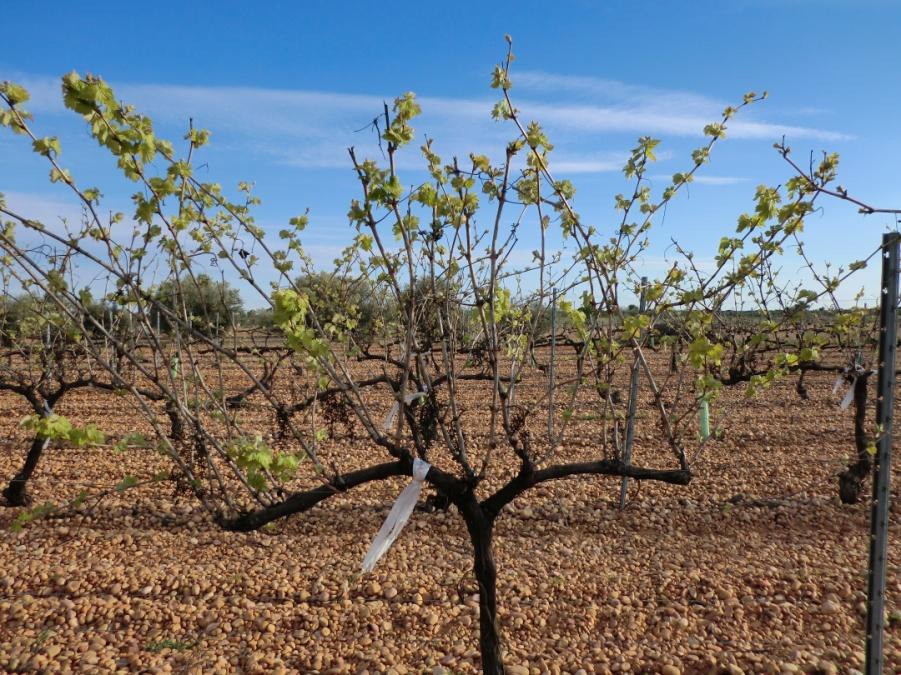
[840,378,856,410]
[382,391,427,431]
[361,458,430,573]
[832,375,844,395]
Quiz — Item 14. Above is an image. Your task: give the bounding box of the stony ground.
[0,358,899,674]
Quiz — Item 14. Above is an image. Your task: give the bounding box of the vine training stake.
[698,399,711,441]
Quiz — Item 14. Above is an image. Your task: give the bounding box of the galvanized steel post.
[865,232,900,674]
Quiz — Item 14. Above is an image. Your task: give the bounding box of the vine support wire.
[865,231,900,674]
[619,276,647,509]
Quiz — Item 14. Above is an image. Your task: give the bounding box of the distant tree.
[294,271,381,349]
[149,273,243,336]
[242,307,274,328]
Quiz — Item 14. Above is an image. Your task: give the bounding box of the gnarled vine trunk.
[838,372,870,504]
[2,433,50,506]
[461,497,503,675]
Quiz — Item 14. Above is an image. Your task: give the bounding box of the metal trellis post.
[865,232,900,674]
[619,277,647,509]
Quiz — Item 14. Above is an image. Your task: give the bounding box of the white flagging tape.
[839,378,856,411]
[382,392,427,431]
[361,458,431,573]
[832,375,845,395]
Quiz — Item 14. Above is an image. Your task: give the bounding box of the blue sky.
[2,0,900,306]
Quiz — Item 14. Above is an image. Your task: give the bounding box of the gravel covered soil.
[0,362,899,674]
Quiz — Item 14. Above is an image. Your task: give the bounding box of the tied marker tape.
[361,458,430,573]
[832,375,844,395]
[835,367,861,411]
[382,391,427,432]
[839,380,856,411]
[362,390,431,572]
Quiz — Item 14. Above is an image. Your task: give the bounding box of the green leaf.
[82,187,102,203]
[67,424,105,447]
[1,82,30,106]
[799,347,819,362]
[145,639,195,653]
[489,65,511,90]
[113,432,147,453]
[32,136,61,158]
[115,475,139,492]
[49,167,73,184]
[10,501,56,532]
[491,99,513,121]
[186,128,210,147]
[247,471,267,491]
[20,414,73,441]
[703,122,726,139]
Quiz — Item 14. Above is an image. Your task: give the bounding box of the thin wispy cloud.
[650,173,747,186]
[10,69,851,176]
[692,176,747,185]
[513,71,851,142]
[1,190,83,227]
[514,71,720,113]
[550,156,626,174]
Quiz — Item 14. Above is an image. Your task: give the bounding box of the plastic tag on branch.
[361,458,430,573]
[382,392,427,431]
[832,375,845,395]
[839,379,856,411]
